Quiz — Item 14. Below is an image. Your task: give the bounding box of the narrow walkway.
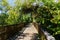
[15,23,38,40]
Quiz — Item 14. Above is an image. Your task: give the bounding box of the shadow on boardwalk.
[8,23,39,40]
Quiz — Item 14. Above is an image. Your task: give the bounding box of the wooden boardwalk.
[15,23,38,40]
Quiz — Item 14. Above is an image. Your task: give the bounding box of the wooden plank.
[0,23,25,40]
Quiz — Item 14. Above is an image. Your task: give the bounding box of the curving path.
[15,23,38,40]
[8,23,56,40]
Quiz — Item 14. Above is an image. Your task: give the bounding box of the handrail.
[0,23,26,40]
[33,22,47,40]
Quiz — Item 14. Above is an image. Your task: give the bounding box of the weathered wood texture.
[0,23,26,40]
[33,22,47,40]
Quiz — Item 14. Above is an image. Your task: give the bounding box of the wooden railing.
[0,22,47,40]
[0,23,26,40]
[33,22,47,40]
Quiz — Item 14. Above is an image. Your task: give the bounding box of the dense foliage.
[0,0,60,39]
